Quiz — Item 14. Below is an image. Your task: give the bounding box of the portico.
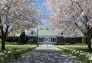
[38,37,57,44]
[26,24,63,44]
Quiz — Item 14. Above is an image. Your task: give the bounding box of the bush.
[27,39,33,43]
[5,36,20,42]
[27,39,37,44]
[19,32,26,43]
[57,37,82,44]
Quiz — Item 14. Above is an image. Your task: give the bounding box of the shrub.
[19,32,29,44]
[5,36,20,42]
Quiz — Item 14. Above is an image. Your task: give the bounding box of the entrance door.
[44,37,49,44]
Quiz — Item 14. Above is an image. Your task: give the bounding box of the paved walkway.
[11,45,81,63]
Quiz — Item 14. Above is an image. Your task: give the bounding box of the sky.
[33,0,50,23]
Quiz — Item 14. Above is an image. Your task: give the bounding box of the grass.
[0,45,37,63]
[61,46,91,52]
[0,45,36,50]
[64,46,87,49]
[73,43,87,45]
[0,42,18,45]
[0,41,38,45]
[57,42,92,45]
[6,46,33,50]
[5,42,18,45]
[58,46,92,63]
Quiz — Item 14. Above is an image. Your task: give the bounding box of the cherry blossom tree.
[46,0,92,50]
[0,0,39,50]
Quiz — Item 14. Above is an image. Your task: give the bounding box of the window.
[31,32,34,35]
[51,38,56,42]
[61,33,63,35]
[46,28,49,30]
[40,28,43,30]
[39,38,43,42]
[52,28,54,30]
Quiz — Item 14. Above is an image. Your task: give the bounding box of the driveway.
[11,45,81,63]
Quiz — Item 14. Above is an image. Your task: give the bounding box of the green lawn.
[0,45,36,50]
[0,42,18,45]
[58,46,92,63]
[0,42,37,45]
[0,45,37,63]
[63,46,88,52]
[6,46,33,50]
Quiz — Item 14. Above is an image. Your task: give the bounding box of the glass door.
[44,37,49,43]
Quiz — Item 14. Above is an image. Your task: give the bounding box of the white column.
[50,38,51,42]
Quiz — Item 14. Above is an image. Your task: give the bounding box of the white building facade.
[25,24,62,44]
[25,23,83,44]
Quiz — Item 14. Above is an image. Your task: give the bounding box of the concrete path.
[11,45,81,63]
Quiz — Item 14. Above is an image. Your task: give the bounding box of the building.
[8,23,83,44]
[25,24,63,44]
[25,23,83,44]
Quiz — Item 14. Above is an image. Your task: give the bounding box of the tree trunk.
[87,38,92,51]
[82,35,92,51]
[1,39,6,51]
[82,36,87,43]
